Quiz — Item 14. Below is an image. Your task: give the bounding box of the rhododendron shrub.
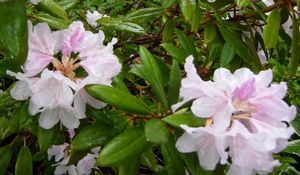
[0,0,299,175]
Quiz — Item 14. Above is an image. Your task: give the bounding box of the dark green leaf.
[118,157,141,175]
[168,60,181,106]
[204,22,217,43]
[175,29,197,57]
[145,119,169,144]
[33,12,71,29]
[38,126,61,152]
[0,0,28,66]
[141,147,163,172]
[220,42,235,66]
[86,85,152,115]
[72,123,119,151]
[57,0,79,10]
[15,145,32,175]
[98,17,144,34]
[161,43,187,63]
[125,8,164,23]
[180,0,196,22]
[288,12,300,77]
[0,145,12,175]
[284,140,300,157]
[163,20,176,43]
[97,127,148,166]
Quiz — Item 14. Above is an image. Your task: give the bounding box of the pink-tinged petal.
[232,68,254,85]
[257,50,268,65]
[248,118,294,152]
[61,21,85,56]
[228,133,280,175]
[67,165,78,175]
[86,11,106,27]
[10,81,32,100]
[252,82,287,100]
[91,147,101,156]
[47,143,69,161]
[59,106,81,129]
[232,78,256,101]
[39,108,60,129]
[54,164,68,175]
[213,68,233,85]
[30,0,41,5]
[77,153,96,175]
[171,56,204,112]
[191,96,226,118]
[68,129,76,139]
[212,107,233,131]
[28,97,43,115]
[176,125,229,170]
[24,21,60,76]
[255,69,272,88]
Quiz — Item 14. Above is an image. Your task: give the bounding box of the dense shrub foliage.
[0,0,299,174]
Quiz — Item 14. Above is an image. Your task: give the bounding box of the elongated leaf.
[15,145,32,175]
[97,127,148,166]
[38,0,68,19]
[57,0,79,10]
[125,7,164,23]
[175,29,197,57]
[180,0,196,22]
[168,60,181,106]
[141,147,163,172]
[98,17,145,34]
[263,9,281,49]
[33,12,71,29]
[162,0,177,8]
[161,43,187,63]
[86,85,151,115]
[163,20,176,43]
[162,112,205,128]
[72,123,119,151]
[139,46,169,109]
[181,153,213,175]
[219,26,253,65]
[288,12,300,77]
[220,42,235,66]
[118,157,141,175]
[0,145,12,175]
[204,22,217,43]
[0,0,28,66]
[38,126,61,152]
[284,140,300,157]
[145,119,169,144]
[161,137,185,175]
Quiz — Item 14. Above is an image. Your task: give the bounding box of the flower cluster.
[7,21,121,129]
[173,56,297,175]
[48,142,100,175]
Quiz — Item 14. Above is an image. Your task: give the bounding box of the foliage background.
[0,0,300,174]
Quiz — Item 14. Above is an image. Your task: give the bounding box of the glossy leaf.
[38,0,68,19]
[118,157,141,175]
[145,118,169,144]
[86,85,152,115]
[284,140,300,157]
[288,12,300,77]
[38,126,61,152]
[57,0,79,10]
[97,127,148,166]
[180,0,196,22]
[0,0,28,66]
[0,145,12,175]
[162,112,205,128]
[71,123,119,151]
[168,60,181,106]
[161,43,187,63]
[263,9,281,49]
[175,29,197,57]
[220,42,235,66]
[98,17,144,34]
[33,12,71,29]
[125,8,164,23]
[15,145,32,175]
[139,46,169,109]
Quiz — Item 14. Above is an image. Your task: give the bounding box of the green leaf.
[0,84,17,110]
[0,0,28,66]
[38,126,61,152]
[284,140,300,157]
[139,46,169,110]
[0,145,12,175]
[15,145,32,175]
[220,42,235,66]
[33,12,71,29]
[176,29,197,57]
[219,26,255,65]
[263,9,281,49]
[98,17,145,34]
[168,60,181,106]
[57,0,79,10]
[86,85,151,115]
[191,7,202,33]
[162,0,177,8]
[163,19,176,43]
[125,7,164,23]
[97,127,148,166]
[38,0,68,19]
[288,12,300,77]
[72,123,119,151]
[291,114,300,136]
[204,22,217,43]
[161,137,185,175]
[118,157,141,175]
[145,119,169,144]
[280,167,300,175]
[161,43,187,63]
[162,112,205,128]
[181,153,213,175]
[180,0,196,22]
[141,147,163,172]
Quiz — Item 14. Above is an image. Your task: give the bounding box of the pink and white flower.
[8,21,121,129]
[174,56,296,174]
[86,11,107,27]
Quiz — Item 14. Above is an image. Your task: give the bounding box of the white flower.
[86,11,107,27]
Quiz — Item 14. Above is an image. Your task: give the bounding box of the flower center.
[52,56,81,80]
[231,98,256,120]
